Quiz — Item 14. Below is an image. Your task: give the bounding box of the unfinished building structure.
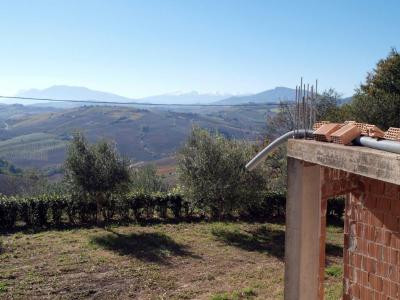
[245,78,400,299]
[285,139,400,299]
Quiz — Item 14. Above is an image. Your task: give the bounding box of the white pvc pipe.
[245,129,314,171]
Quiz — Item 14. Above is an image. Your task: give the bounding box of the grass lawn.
[0,222,343,299]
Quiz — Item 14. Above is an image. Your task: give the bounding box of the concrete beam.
[287,139,400,185]
[284,158,324,300]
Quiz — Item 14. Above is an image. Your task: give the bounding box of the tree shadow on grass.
[211,225,286,260]
[90,230,200,265]
[211,225,343,262]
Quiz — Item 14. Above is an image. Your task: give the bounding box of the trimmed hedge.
[241,192,286,221]
[0,192,186,229]
[0,192,345,230]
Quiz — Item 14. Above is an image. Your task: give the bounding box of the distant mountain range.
[12,85,297,107]
[214,87,296,104]
[17,85,131,103]
[11,85,352,107]
[15,85,236,106]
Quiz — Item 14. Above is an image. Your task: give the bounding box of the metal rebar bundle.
[293,78,318,136]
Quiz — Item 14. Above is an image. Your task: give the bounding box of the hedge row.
[0,193,345,230]
[0,193,187,229]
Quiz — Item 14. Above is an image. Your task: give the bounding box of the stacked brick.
[312,121,400,145]
[384,128,400,141]
[343,178,400,300]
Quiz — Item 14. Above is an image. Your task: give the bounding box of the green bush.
[168,193,183,219]
[0,196,18,229]
[127,192,146,221]
[48,195,67,226]
[241,192,286,221]
[0,190,290,230]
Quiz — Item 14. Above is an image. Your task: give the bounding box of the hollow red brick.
[382,278,391,296]
[377,262,390,277]
[376,197,391,211]
[312,121,330,131]
[369,273,383,292]
[385,183,399,198]
[313,123,342,142]
[365,195,378,209]
[374,228,384,244]
[389,281,398,299]
[383,247,391,263]
[371,181,386,196]
[384,127,400,141]
[331,123,362,145]
[361,124,385,138]
[391,198,400,216]
[383,213,399,232]
[384,231,392,246]
[390,234,400,249]
[352,283,361,298]
[389,249,398,266]
[388,265,398,282]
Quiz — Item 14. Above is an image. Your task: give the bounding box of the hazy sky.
[0,0,399,98]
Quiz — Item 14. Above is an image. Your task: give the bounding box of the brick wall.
[320,168,400,299]
[343,178,400,299]
[320,167,362,299]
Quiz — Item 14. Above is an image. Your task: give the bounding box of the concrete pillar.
[284,158,324,300]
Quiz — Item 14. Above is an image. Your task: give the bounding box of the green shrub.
[32,196,49,226]
[0,196,18,228]
[168,193,183,219]
[48,195,67,226]
[241,192,286,221]
[0,190,290,230]
[155,192,168,219]
[127,192,145,221]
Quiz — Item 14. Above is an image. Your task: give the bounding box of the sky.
[0,0,399,98]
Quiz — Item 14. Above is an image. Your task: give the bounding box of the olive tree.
[64,133,130,222]
[130,164,167,193]
[178,126,267,219]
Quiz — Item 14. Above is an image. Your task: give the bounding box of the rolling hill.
[0,104,270,169]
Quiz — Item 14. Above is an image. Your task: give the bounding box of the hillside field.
[0,105,272,170]
[0,222,343,299]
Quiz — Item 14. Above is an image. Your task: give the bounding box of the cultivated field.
[0,105,271,169]
[0,222,343,299]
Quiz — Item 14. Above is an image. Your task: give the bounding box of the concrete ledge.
[287,139,400,185]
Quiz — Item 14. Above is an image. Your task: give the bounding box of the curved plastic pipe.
[245,129,314,171]
[246,130,400,172]
[354,136,400,155]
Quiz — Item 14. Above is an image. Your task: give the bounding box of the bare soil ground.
[0,222,343,300]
